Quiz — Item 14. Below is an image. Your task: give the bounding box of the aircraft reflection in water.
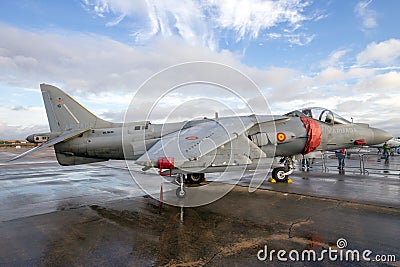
[11,84,392,192]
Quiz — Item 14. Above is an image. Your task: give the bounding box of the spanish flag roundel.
[277,132,286,142]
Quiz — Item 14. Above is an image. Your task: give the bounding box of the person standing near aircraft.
[336,148,346,172]
[382,142,390,164]
[301,156,310,171]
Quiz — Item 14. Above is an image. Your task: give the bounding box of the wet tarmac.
[0,147,399,266]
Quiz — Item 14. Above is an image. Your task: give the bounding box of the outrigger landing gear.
[271,157,295,183]
[175,174,186,198]
[174,173,205,198]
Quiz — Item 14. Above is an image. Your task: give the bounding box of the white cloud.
[0,105,47,126]
[264,32,315,46]
[83,0,215,47]
[354,0,377,31]
[0,23,241,94]
[0,122,49,140]
[0,23,261,136]
[0,24,399,138]
[357,39,400,66]
[211,0,311,39]
[355,71,400,91]
[105,13,126,27]
[315,66,376,84]
[0,104,49,139]
[82,0,317,49]
[320,49,350,68]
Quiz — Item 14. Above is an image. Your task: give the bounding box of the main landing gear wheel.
[272,167,289,183]
[187,173,204,184]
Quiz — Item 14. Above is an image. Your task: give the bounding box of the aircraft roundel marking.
[277,132,286,142]
[185,136,199,140]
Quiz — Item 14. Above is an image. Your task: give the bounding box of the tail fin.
[40,84,113,132]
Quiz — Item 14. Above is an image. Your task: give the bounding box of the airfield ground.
[0,147,399,266]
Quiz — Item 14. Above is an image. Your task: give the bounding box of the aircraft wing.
[136,115,289,168]
[8,128,91,162]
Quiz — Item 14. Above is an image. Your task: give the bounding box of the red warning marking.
[354,139,366,145]
[277,132,286,142]
[185,136,199,140]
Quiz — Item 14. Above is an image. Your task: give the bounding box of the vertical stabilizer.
[40,84,113,132]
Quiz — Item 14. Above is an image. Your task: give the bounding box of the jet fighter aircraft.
[10,84,392,186]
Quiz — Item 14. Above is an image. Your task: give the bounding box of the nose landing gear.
[270,157,295,183]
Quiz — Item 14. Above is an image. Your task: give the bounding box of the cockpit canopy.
[285,107,351,125]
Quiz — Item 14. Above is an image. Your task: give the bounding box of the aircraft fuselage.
[32,115,390,167]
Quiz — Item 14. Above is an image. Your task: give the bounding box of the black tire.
[272,167,288,182]
[187,173,204,184]
[176,187,186,199]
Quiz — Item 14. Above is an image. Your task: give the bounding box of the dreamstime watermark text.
[257,238,396,263]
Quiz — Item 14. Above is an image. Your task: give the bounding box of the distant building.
[0,140,29,145]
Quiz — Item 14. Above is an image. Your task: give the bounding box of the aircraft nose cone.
[371,128,392,145]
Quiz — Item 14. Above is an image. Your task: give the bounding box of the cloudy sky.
[0,0,399,139]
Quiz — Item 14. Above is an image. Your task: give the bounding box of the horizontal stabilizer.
[8,128,90,162]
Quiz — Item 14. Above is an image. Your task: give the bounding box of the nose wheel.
[272,167,289,182]
[271,157,295,183]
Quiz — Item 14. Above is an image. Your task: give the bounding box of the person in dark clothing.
[336,148,346,171]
